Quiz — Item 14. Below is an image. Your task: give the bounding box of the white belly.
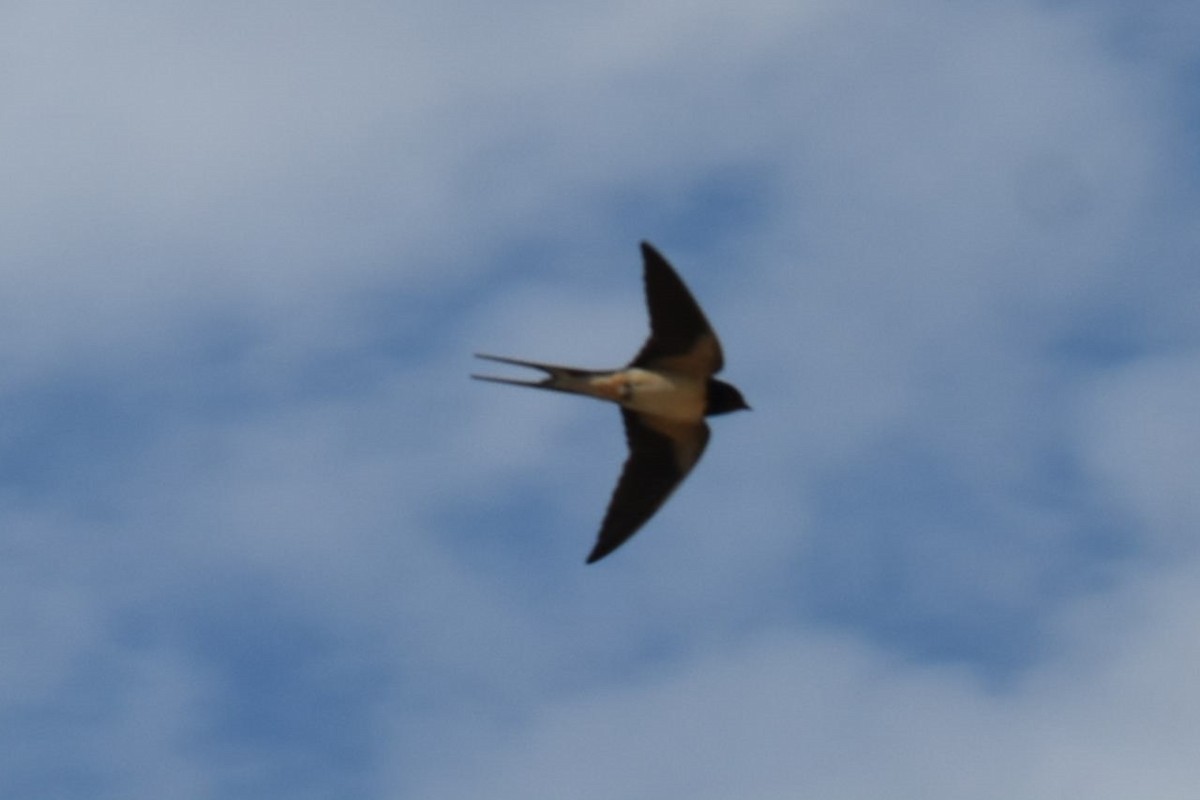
[618,368,706,422]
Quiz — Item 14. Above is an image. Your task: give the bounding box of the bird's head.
[706,379,751,416]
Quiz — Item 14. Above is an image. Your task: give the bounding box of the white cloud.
[407,562,1200,799]
[2,0,1199,797]
[1078,352,1200,552]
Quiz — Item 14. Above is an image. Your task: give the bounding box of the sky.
[2,1,1200,797]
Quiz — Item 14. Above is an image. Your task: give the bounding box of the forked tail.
[471,354,607,395]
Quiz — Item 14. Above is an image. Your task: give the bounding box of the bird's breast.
[600,368,706,422]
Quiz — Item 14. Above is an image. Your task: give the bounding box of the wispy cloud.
[2,1,1198,797]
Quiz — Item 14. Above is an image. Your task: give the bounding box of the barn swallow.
[472,241,749,564]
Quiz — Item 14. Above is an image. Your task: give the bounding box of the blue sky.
[3,1,1200,797]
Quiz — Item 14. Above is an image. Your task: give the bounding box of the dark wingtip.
[585,542,610,564]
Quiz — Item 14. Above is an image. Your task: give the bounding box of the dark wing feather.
[630,241,724,376]
[586,409,710,564]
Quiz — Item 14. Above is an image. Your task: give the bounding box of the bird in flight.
[473,241,749,564]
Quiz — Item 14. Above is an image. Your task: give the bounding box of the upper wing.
[629,242,724,376]
[585,409,710,564]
